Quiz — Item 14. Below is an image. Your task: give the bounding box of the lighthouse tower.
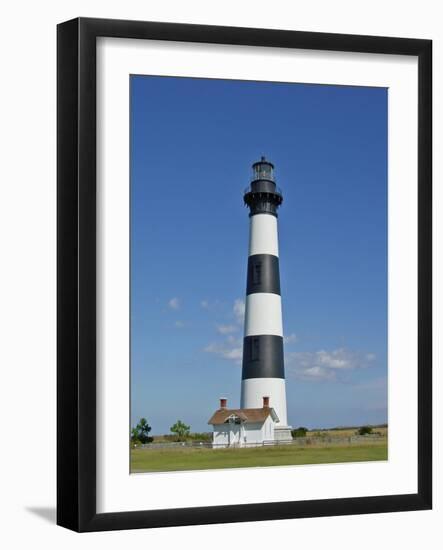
[240,157,292,442]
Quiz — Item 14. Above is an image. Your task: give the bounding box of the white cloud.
[286,348,375,382]
[216,324,238,334]
[175,320,185,328]
[204,338,243,364]
[284,333,298,344]
[200,299,222,311]
[233,299,245,324]
[168,297,180,310]
[223,348,243,361]
[300,365,337,381]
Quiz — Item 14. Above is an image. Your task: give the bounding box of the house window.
[251,337,260,361]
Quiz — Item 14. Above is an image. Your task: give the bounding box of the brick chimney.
[220,397,227,409]
[263,396,270,408]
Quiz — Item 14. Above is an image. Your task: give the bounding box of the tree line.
[291,425,378,438]
[131,417,212,446]
[132,419,380,446]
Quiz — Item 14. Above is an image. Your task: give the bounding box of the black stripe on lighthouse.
[243,253,283,379]
[242,335,285,379]
[246,254,281,295]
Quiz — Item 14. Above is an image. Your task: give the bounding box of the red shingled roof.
[208,407,279,425]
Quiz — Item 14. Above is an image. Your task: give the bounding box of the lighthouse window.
[253,164,273,181]
[253,262,262,285]
[251,337,260,361]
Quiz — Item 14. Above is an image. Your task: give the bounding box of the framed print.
[57,17,432,532]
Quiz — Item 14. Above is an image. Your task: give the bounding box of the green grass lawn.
[131,441,388,473]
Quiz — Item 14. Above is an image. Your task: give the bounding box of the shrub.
[291,427,308,438]
[358,426,373,436]
[187,432,212,441]
[131,418,154,444]
[170,420,191,441]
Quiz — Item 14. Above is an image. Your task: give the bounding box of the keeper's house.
[208,397,279,448]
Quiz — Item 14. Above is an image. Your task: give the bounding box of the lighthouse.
[208,157,292,447]
[240,157,292,442]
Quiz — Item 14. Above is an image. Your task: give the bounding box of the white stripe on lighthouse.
[248,214,279,257]
[240,378,288,426]
[244,293,283,337]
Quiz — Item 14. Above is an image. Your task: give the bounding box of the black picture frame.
[57,17,432,532]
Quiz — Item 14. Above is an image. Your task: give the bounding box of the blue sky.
[130,75,387,434]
